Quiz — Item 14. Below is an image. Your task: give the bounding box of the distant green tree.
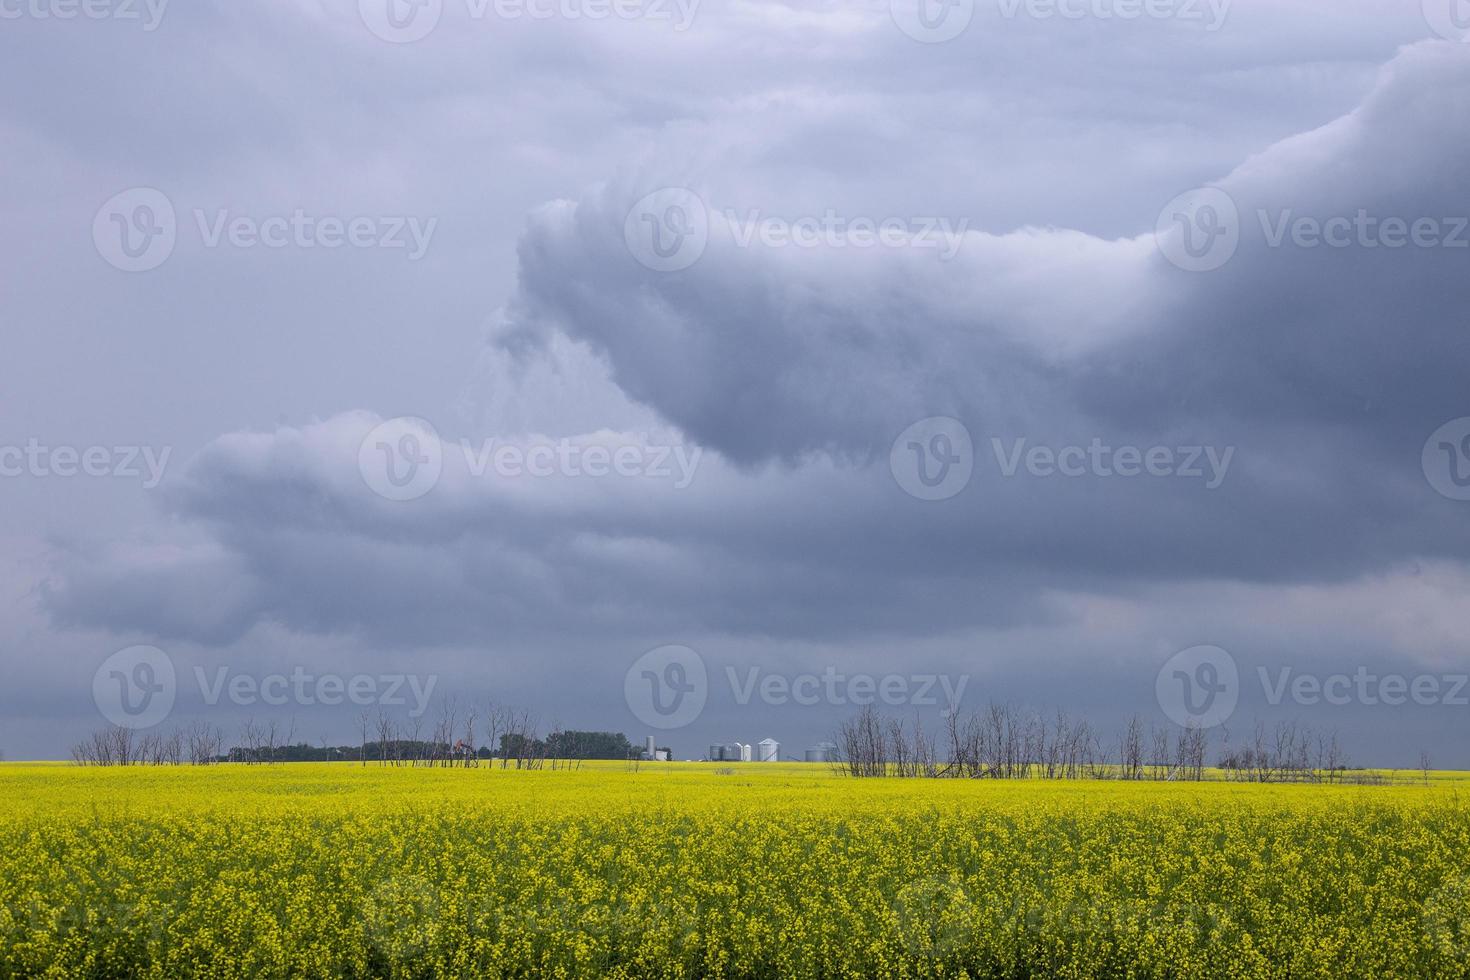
[542,731,636,760]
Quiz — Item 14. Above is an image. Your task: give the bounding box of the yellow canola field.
[2,762,1470,978]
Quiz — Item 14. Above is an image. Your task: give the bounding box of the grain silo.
[740,743,752,762]
[708,744,723,761]
[803,741,836,763]
[758,738,779,762]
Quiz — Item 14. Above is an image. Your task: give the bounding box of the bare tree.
[186,721,223,765]
[373,707,395,766]
[482,702,507,769]
[1121,714,1144,780]
[238,718,264,764]
[833,703,888,777]
[71,725,138,766]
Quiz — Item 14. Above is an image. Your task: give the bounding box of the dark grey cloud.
[38,41,1470,656]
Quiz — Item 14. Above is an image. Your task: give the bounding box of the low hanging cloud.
[38,41,1470,659]
[504,41,1470,466]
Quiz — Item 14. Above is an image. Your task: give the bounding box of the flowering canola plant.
[1,762,1469,978]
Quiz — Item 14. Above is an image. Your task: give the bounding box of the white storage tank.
[758,738,779,762]
[740,743,752,762]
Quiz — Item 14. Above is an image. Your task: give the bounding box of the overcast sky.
[3,0,1469,764]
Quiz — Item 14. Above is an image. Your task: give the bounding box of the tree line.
[832,703,1374,784]
[71,698,639,768]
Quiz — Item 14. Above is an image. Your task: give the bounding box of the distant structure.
[707,742,755,762]
[706,739,779,762]
[638,736,672,762]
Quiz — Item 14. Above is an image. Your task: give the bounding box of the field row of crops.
[3,762,1469,978]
